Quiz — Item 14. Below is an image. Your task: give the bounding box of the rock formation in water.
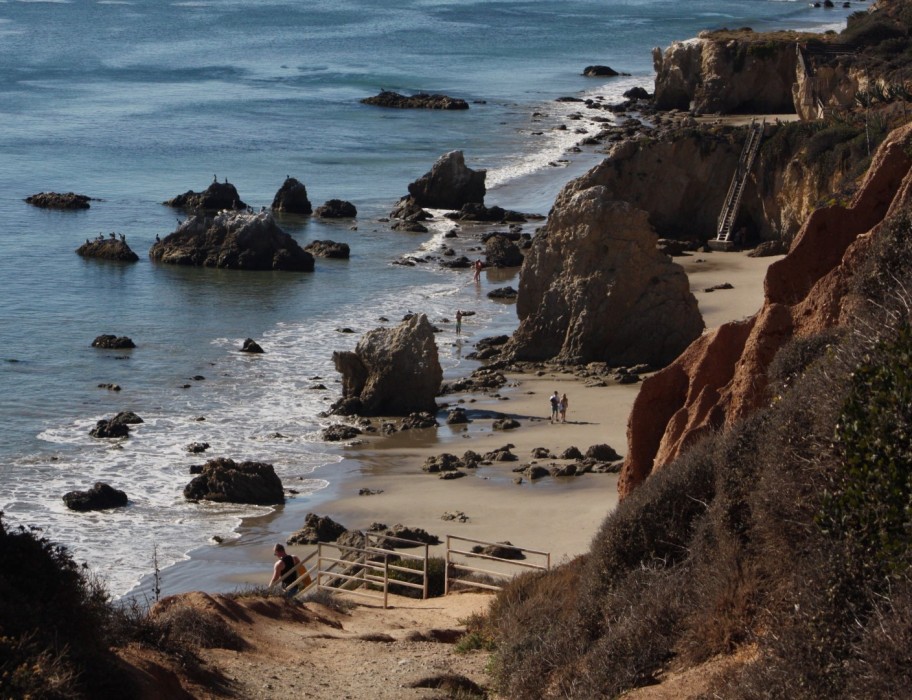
[25,192,92,209]
[505,185,703,366]
[361,91,469,110]
[304,240,350,259]
[619,121,912,497]
[332,313,442,416]
[62,482,128,511]
[149,210,314,271]
[405,150,486,210]
[183,457,284,505]
[164,181,247,212]
[271,177,312,214]
[92,334,135,349]
[77,237,139,262]
[314,199,357,218]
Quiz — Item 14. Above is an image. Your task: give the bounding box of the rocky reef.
[163,181,247,212]
[149,210,314,271]
[360,91,469,110]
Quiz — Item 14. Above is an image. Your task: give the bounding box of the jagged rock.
[446,408,470,425]
[368,523,441,547]
[582,65,619,77]
[484,235,523,268]
[92,335,135,349]
[113,411,143,425]
[150,211,314,271]
[559,446,583,460]
[359,488,384,496]
[287,513,348,545]
[462,450,482,468]
[315,200,357,218]
[550,463,579,477]
[271,177,312,214]
[440,470,466,480]
[407,151,486,210]
[335,530,366,550]
[493,417,520,430]
[241,338,265,353]
[440,255,472,269]
[304,240,350,259]
[183,457,284,505]
[164,181,246,211]
[442,511,470,522]
[77,238,139,262]
[653,35,797,114]
[63,482,127,511]
[444,203,527,222]
[391,220,428,233]
[332,314,442,416]
[505,186,703,366]
[361,91,469,110]
[585,443,621,461]
[487,286,518,300]
[526,465,549,480]
[25,192,91,209]
[476,335,509,351]
[620,122,912,498]
[389,198,433,221]
[484,446,518,462]
[623,86,651,100]
[397,412,439,431]
[322,424,362,442]
[89,410,142,439]
[186,442,210,454]
[531,447,554,459]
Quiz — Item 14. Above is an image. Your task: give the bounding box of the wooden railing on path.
[444,535,551,593]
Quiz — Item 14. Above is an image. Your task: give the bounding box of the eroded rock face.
[183,457,284,505]
[332,314,442,416]
[149,211,314,271]
[164,181,246,212]
[25,192,91,209]
[653,35,798,114]
[271,177,312,214]
[505,186,703,366]
[619,122,912,497]
[77,238,139,262]
[407,151,486,210]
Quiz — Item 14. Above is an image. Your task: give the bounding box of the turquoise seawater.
[0,0,852,595]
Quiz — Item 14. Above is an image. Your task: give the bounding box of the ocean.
[0,0,852,597]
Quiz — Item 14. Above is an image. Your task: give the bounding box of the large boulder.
[407,151,486,210]
[149,211,314,271]
[271,177,312,214]
[315,200,357,218]
[361,91,469,110]
[25,192,91,209]
[332,314,442,416]
[505,186,703,366]
[484,235,524,268]
[163,181,247,212]
[287,513,347,545]
[76,237,139,262]
[183,457,284,505]
[92,334,135,349]
[62,482,128,511]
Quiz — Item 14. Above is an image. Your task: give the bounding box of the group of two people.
[550,391,569,423]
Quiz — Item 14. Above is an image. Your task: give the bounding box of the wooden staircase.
[710,118,765,250]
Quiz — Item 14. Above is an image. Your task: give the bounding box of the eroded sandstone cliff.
[619,121,912,497]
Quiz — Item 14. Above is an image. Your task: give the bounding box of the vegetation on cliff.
[482,210,912,697]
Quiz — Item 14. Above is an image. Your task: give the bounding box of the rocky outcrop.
[314,200,357,218]
[164,181,246,212]
[149,211,314,271]
[406,151,486,210]
[63,482,128,511]
[92,335,135,349]
[505,186,703,366]
[619,121,912,497]
[582,65,620,77]
[77,237,139,262]
[484,235,523,268]
[25,192,91,209]
[332,314,442,416]
[183,458,284,505]
[304,240,350,259]
[361,91,469,110]
[653,33,799,114]
[241,338,264,353]
[287,514,347,545]
[89,411,143,439]
[271,177,312,214]
[444,203,528,223]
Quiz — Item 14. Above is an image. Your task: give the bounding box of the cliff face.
[619,121,912,497]
[654,35,799,114]
[506,186,703,366]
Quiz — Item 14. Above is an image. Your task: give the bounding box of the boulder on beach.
[183,457,284,505]
[484,235,524,268]
[163,181,247,212]
[77,237,139,263]
[304,240,351,259]
[406,150,486,210]
[332,314,442,416]
[271,176,312,214]
[25,192,91,209]
[314,199,357,218]
[287,513,348,545]
[62,482,128,511]
[92,334,135,349]
[149,211,314,271]
[361,91,469,110]
[321,423,362,442]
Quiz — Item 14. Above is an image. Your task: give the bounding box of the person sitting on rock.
[269,543,302,594]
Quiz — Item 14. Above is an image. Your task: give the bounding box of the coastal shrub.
[300,587,356,613]
[150,603,247,652]
[805,123,861,160]
[386,556,446,598]
[767,329,840,393]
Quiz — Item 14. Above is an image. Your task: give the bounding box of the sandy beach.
[153,246,779,597]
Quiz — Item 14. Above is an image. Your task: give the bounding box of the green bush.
[386,556,446,598]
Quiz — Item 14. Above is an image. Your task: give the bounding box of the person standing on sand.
[559,393,569,423]
[455,309,463,335]
[473,258,483,282]
[550,390,560,423]
[269,543,302,594]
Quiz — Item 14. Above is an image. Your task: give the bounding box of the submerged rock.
[25,192,91,209]
[361,91,469,110]
[92,335,135,349]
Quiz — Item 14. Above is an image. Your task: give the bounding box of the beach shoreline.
[146,244,781,600]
